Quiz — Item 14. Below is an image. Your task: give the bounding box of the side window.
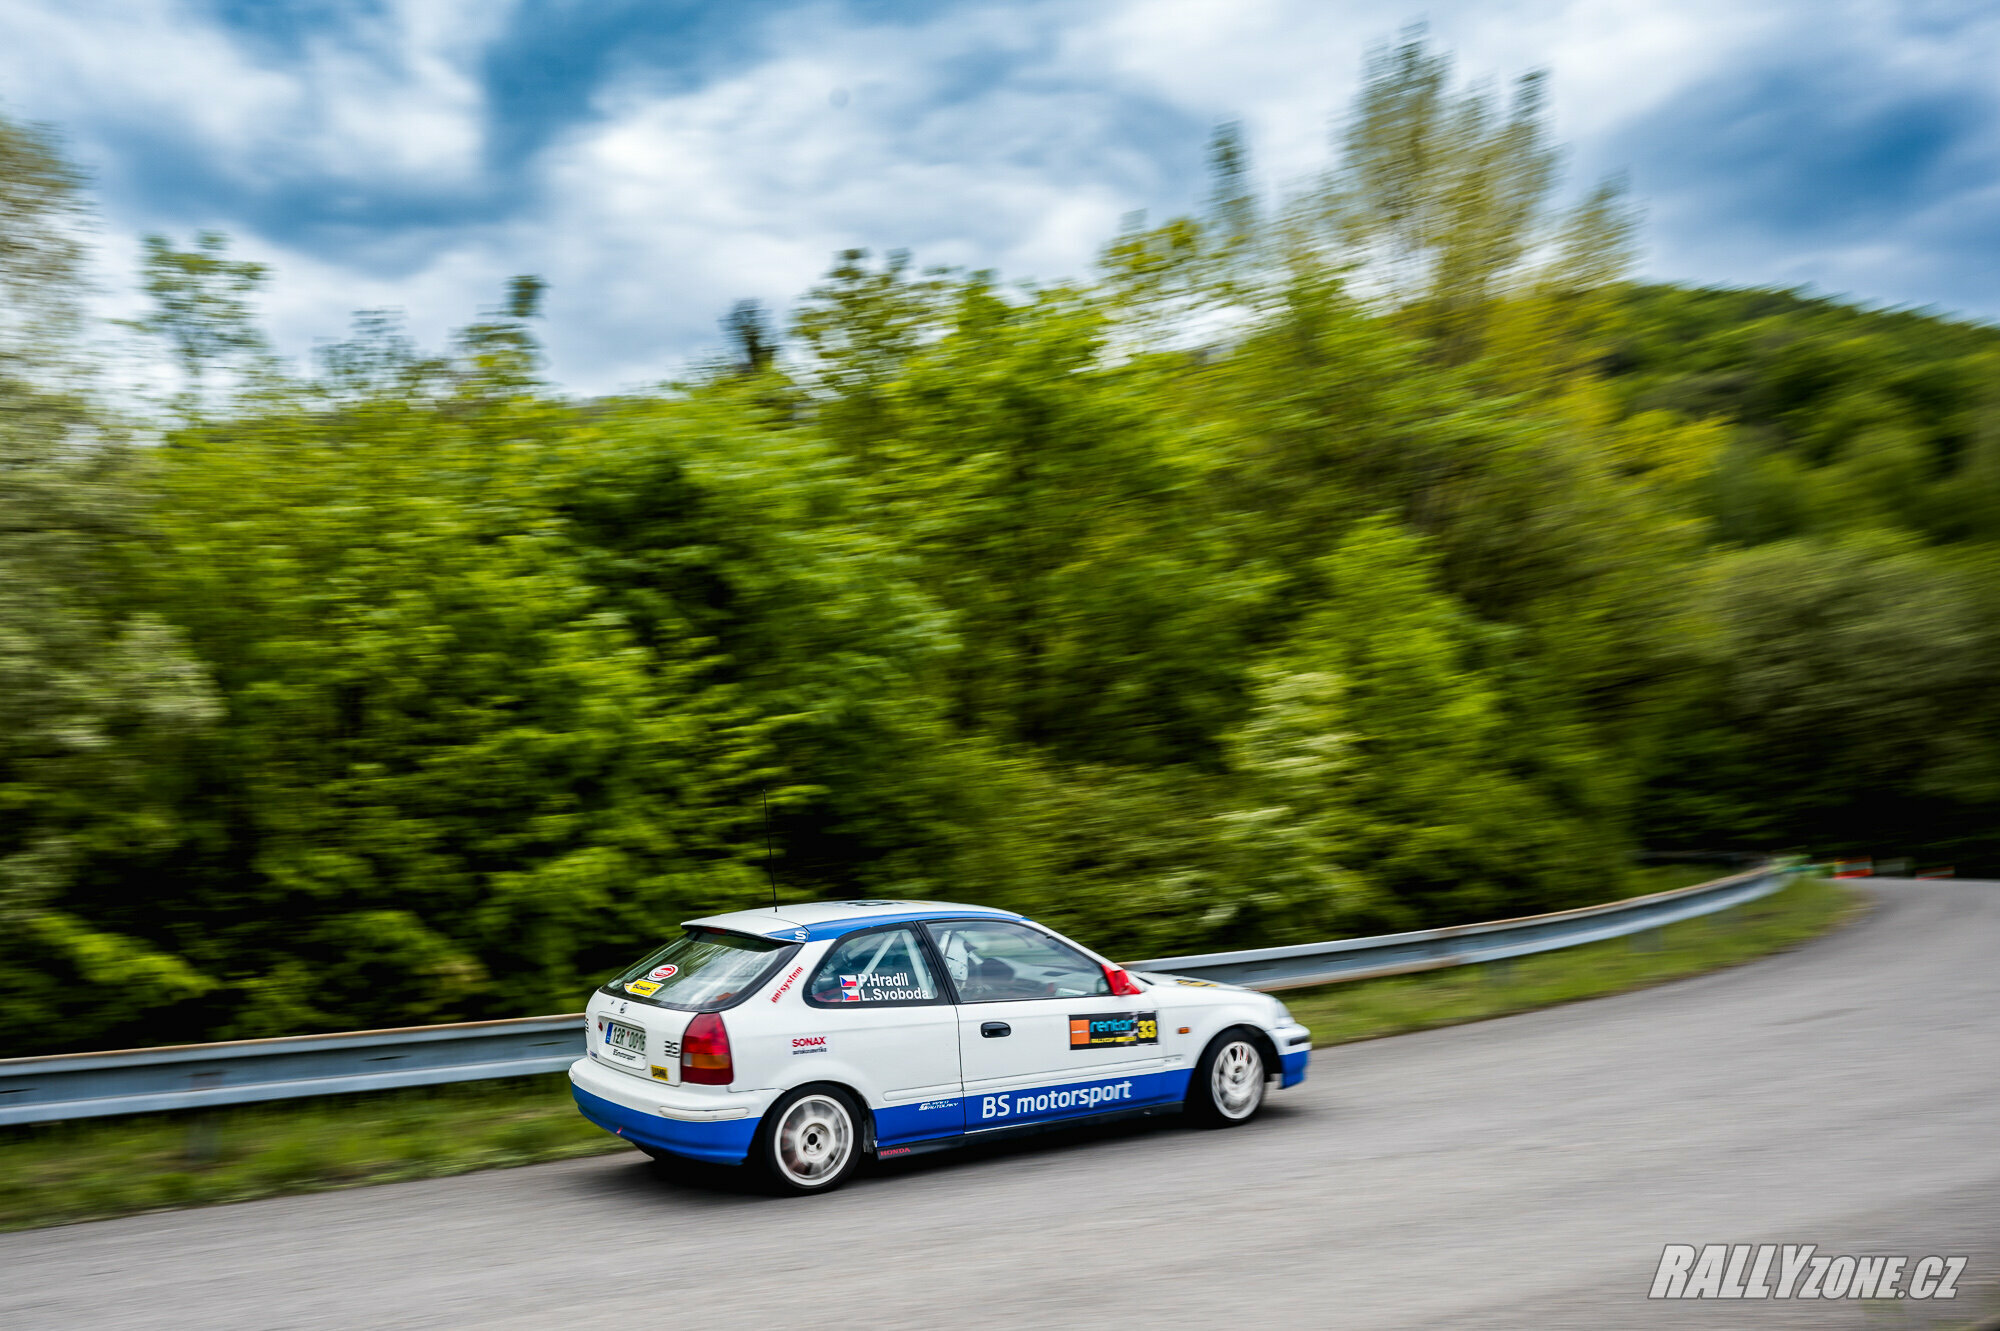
[806,927,943,1006]
[928,921,1110,1003]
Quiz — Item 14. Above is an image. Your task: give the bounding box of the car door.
[927,918,1175,1132]
[801,925,965,1147]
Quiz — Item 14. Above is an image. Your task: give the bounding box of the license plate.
[604,1020,645,1056]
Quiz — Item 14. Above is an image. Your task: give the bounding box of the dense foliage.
[4,37,1998,1051]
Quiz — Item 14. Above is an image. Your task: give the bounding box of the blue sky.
[3,0,1996,394]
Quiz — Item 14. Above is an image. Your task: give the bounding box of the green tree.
[555,381,958,897]
[1323,26,1634,374]
[1229,519,1624,930]
[127,230,271,402]
[1640,536,2000,860]
[0,118,219,1052]
[126,392,769,1034]
[0,111,90,375]
[722,298,778,375]
[452,273,547,400]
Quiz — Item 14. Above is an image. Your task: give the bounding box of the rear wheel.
[1187,1028,1267,1126]
[756,1087,862,1193]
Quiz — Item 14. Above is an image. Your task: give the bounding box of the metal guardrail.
[1128,863,1791,989]
[0,1015,586,1127]
[0,863,1793,1127]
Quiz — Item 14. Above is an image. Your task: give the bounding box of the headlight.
[1268,999,1296,1026]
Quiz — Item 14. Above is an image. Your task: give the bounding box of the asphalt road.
[5,879,1997,1330]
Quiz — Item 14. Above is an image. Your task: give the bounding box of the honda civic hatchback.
[569,899,1311,1193]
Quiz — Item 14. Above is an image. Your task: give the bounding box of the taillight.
[681,1012,733,1085]
[1105,966,1145,996]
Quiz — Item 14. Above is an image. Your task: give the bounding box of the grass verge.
[1,874,1857,1232]
[0,1073,620,1232]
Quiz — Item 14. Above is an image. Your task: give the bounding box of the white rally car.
[570,899,1311,1192]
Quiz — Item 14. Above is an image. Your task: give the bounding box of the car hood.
[1133,970,1250,995]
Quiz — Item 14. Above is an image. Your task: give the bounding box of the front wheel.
[756,1087,863,1193]
[1186,1028,1267,1126]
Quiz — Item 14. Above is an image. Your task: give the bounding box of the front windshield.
[604,928,795,1010]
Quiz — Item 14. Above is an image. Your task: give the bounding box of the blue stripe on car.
[778,906,1029,942]
[571,1085,760,1165]
[872,1097,968,1146]
[965,1068,1192,1128]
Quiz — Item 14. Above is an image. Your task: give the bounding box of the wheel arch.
[1196,1018,1281,1080]
[767,1077,877,1154]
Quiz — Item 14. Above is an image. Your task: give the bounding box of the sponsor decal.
[1649,1247,1965,1301]
[650,1064,672,1081]
[878,1146,913,1157]
[791,1036,830,1055]
[769,964,807,1003]
[1174,977,1218,987]
[648,964,679,981]
[839,971,933,1002]
[977,1078,1136,1122]
[1069,1011,1158,1049]
[624,979,662,997]
[918,1099,960,1111]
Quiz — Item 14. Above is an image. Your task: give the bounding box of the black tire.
[753,1085,864,1194]
[635,1143,675,1164]
[1185,1027,1268,1127]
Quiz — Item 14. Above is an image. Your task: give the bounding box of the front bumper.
[1272,1022,1311,1089]
[568,1056,774,1165]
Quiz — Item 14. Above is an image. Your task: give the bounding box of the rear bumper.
[568,1057,767,1165]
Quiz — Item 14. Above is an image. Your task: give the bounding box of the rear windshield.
[603,928,796,1011]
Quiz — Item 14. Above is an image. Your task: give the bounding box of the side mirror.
[1104,965,1146,997]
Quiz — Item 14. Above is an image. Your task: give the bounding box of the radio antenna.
[762,786,778,911]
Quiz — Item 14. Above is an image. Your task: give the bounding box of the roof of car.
[684,899,1028,943]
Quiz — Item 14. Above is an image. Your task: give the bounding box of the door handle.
[980,1021,1011,1038]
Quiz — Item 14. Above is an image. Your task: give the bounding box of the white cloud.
[523,3,1175,390]
[7,0,1996,397]
[1053,0,1807,199]
[1054,0,1365,190]
[0,0,504,189]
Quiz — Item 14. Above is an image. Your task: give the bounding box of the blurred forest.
[5,34,1999,1052]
